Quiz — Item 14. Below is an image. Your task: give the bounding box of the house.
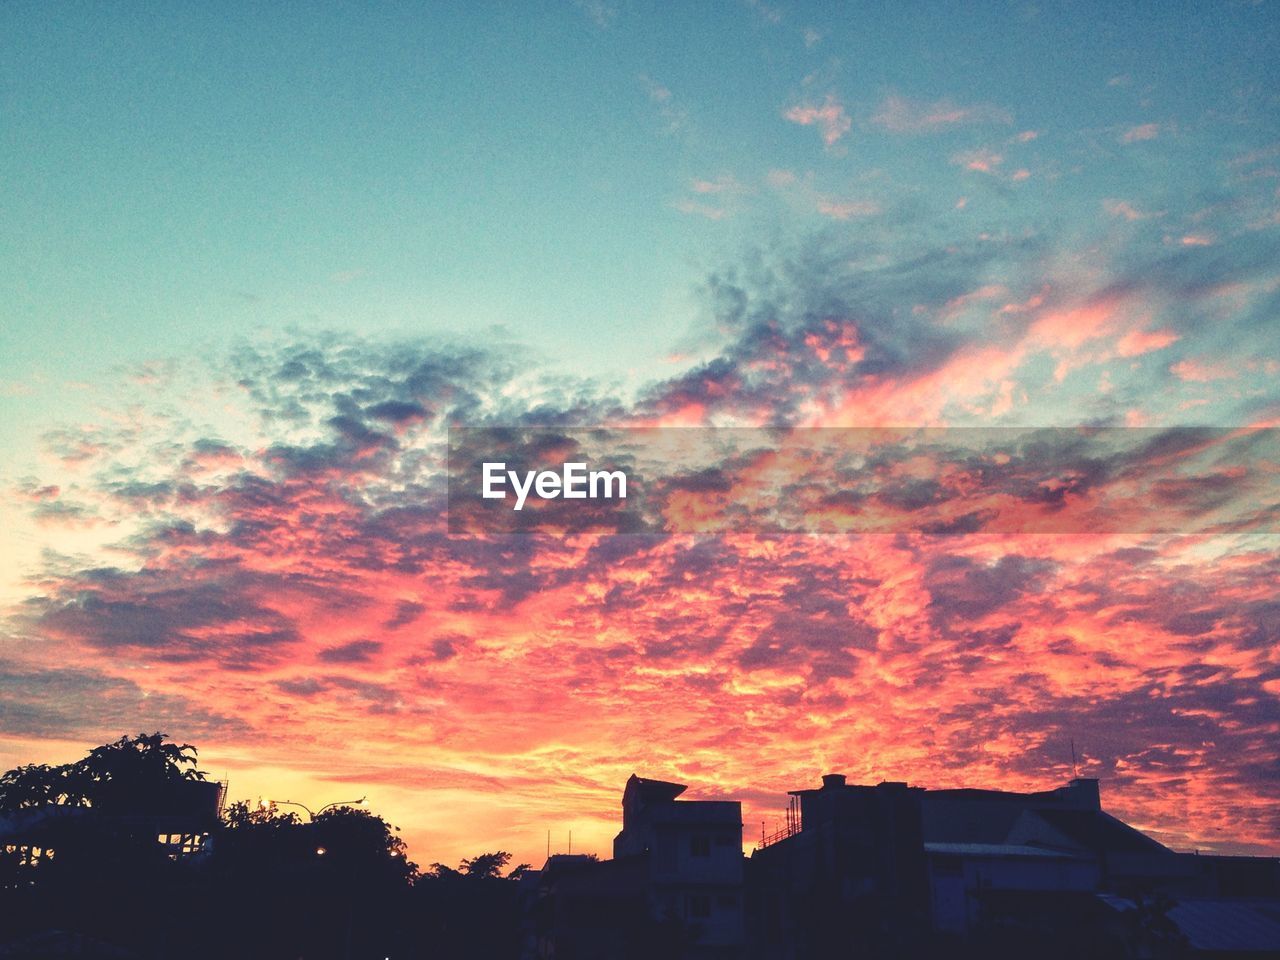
[746,776,931,958]
[523,775,745,959]
[614,775,744,954]
[747,773,1280,958]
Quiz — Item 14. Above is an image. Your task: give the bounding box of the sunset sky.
[2,1,1279,868]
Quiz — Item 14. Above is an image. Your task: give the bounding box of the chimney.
[1067,777,1101,810]
[821,773,847,790]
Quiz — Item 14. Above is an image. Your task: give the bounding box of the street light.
[258,796,368,820]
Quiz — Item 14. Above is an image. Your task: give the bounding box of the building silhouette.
[524,775,744,959]
[747,773,1280,959]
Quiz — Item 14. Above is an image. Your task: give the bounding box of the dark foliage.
[0,734,526,959]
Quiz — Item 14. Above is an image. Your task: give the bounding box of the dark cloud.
[30,571,303,669]
[318,639,383,664]
[0,660,248,741]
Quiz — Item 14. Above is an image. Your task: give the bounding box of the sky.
[2,1,1279,867]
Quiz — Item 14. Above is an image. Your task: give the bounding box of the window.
[689,895,711,919]
[690,835,711,857]
[2,844,52,868]
[157,832,208,859]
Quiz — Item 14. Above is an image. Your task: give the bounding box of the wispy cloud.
[672,198,730,220]
[815,197,881,220]
[743,0,783,24]
[1104,198,1161,221]
[871,93,1012,133]
[572,0,617,28]
[640,74,688,134]
[952,147,1003,173]
[1122,122,1162,143]
[785,94,851,146]
[690,175,748,196]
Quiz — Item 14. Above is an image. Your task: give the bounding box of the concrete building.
[746,775,932,958]
[523,774,745,960]
[614,775,745,954]
[747,773,1280,958]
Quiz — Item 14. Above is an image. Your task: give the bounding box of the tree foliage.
[0,734,530,958]
[0,732,204,814]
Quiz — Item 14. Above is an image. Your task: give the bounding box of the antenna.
[568,830,572,855]
[1070,739,1079,779]
[547,830,550,860]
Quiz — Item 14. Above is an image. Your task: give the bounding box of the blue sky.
[5,2,1276,420]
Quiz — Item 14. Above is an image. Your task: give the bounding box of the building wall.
[928,852,1100,934]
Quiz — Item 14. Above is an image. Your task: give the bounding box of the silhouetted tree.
[0,734,544,959]
[0,732,204,815]
[0,734,209,958]
[414,850,530,957]
[199,800,420,959]
[0,762,80,809]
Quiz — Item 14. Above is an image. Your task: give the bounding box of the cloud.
[690,175,747,196]
[0,659,250,741]
[871,94,1013,133]
[5,216,1280,866]
[1170,358,1235,382]
[1104,199,1160,221]
[743,0,783,24]
[640,75,688,134]
[672,199,729,220]
[952,148,1003,173]
[572,0,617,28]
[1122,123,1161,143]
[784,94,851,146]
[1116,328,1179,357]
[318,639,384,664]
[816,198,881,220]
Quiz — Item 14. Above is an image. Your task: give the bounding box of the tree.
[425,850,532,880]
[0,735,211,959]
[204,802,420,959]
[0,762,79,810]
[460,850,511,879]
[414,851,531,957]
[0,732,206,815]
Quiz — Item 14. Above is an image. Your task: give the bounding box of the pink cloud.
[1122,123,1161,143]
[1170,358,1234,382]
[952,148,1003,173]
[871,94,1012,133]
[784,94,851,146]
[1103,199,1159,221]
[1116,328,1179,358]
[815,198,881,220]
